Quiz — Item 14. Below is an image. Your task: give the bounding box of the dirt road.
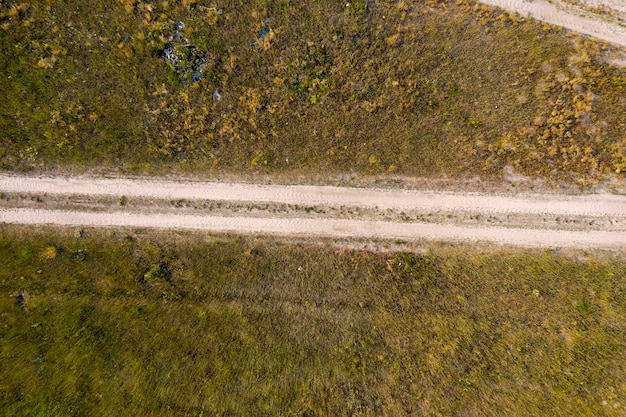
[478,0,626,49]
[0,175,624,250]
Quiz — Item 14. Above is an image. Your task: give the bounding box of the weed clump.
[143,261,172,285]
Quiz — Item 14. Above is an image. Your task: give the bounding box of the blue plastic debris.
[191,72,201,82]
[251,26,270,46]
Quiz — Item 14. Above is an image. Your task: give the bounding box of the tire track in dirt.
[0,175,625,249]
[0,175,624,217]
[1,208,625,249]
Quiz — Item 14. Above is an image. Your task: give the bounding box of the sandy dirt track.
[1,208,625,249]
[478,0,626,49]
[0,175,625,250]
[3,2,626,250]
[0,175,624,217]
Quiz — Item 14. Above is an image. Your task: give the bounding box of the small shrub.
[143,261,172,285]
[346,0,368,17]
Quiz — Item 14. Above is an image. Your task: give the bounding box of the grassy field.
[2,1,626,414]
[1,225,625,415]
[1,0,626,184]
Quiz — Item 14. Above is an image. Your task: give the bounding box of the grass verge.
[1,225,625,415]
[1,0,626,185]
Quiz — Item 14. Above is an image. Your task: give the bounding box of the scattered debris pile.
[161,21,208,82]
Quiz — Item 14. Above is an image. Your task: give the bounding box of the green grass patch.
[1,0,625,183]
[1,225,625,415]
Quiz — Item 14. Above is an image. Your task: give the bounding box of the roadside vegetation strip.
[1,208,625,249]
[3,0,626,184]
[1,175,625,217]
[1,227,624,415]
